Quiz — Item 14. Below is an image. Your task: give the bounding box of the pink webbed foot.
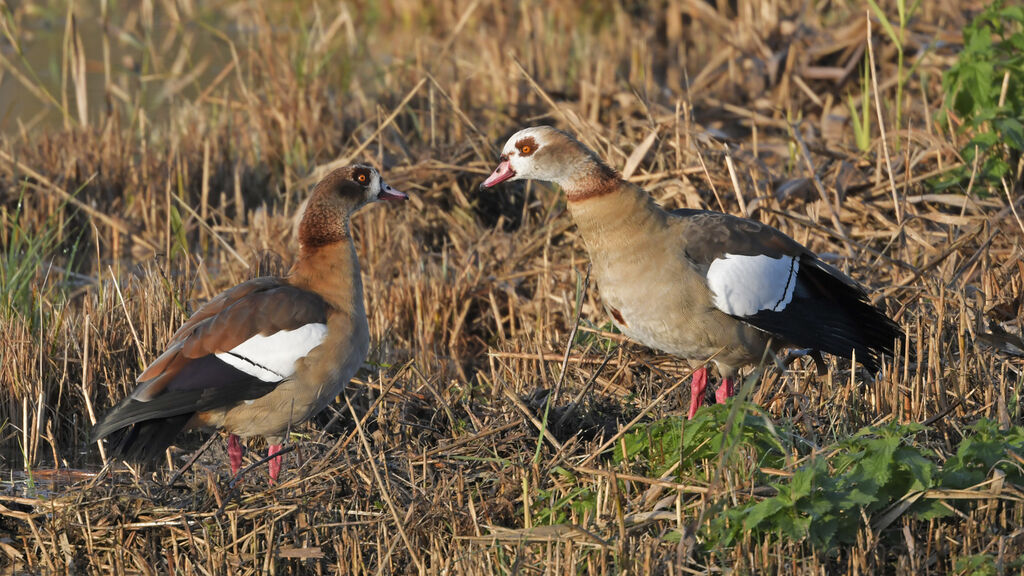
[228,434,243,476]
[715,377,736,404]
[268,444,283,484]
[687,367,709,420]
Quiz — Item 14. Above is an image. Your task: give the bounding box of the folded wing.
[91,277,329,459]
[675,209,903,372]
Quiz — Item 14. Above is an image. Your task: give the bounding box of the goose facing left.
[481,125,903,418]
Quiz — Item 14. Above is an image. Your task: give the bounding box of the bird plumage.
[92,164,407,481]
[481,126,903,418]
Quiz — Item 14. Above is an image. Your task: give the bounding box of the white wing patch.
[706,254,799,317]
[215,323,328,382]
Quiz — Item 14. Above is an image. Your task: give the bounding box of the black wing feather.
[90,355,280,460]
[740,255,903,372]
[671,208,902,372]
[103,414,194,462]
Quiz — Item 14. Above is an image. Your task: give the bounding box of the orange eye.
[520,145,531,155]
[357,174,367,183]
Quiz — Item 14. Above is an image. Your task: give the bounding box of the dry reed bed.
[1,0,1022,573]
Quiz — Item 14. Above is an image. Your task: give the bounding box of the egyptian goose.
[481,126,902,418]
[92,164,407,482]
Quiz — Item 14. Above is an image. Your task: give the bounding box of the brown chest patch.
[609,307,628,327]
[565,174,620,202]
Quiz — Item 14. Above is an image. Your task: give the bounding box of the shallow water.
[1,466,98,499]
[1,3,241,135]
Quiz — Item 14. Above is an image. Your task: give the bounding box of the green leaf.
[835,484,879,509]
[789,462,818,499]
[994,117,1024,150]
[916,499,955,521]
[807,518,839,548]
[955,554,998,576]
[965,61,996,114]
[866,0,900,47]
[858,436,899,487]
[1000,5,1024,22]
[780,514,812,541]
[168,204,189,258]
[742,495,789,532]
[966,131,999,151]
[800,494,834,519]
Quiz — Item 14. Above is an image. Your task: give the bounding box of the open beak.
[480,160,516,189]
[377,182,408,202]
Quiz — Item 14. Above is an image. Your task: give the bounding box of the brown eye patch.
[516,136,538,156]
[353,168,371,185]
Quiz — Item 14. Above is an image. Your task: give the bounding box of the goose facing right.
[92,164,407,482]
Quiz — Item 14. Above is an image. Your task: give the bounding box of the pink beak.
[481,160,516,189]
[377,182,408,201]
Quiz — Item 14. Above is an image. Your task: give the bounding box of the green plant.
[847,56,874,153]
[940,418,1024,488]
[956,554,998,576]
[955,552,1024,576]
[614,403,787,478]
[572,320,621,353]
[0,190,83,324]
[710,422,939,550]
[867,0,917,149]
[703,420,1024,552]
[533,467,597,525]
[937,0,1024,192]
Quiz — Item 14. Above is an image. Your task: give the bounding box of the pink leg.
[268,444,283,484]
[715,377,736,404]
[228,434,243,476]
[687,367,709,420]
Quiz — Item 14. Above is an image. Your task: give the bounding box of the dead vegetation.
[1,0,1022,573]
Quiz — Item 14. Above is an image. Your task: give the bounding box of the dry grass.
[1,0,1022,573]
